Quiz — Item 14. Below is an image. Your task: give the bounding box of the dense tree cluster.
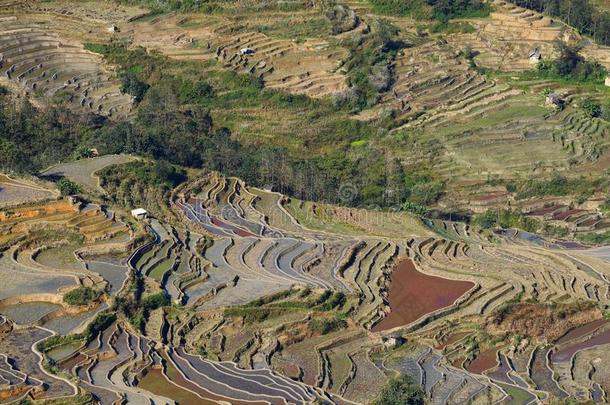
[63,287,101,305]
[510,0,610,45]
[537,42,607,82]
[1,36,447,210]
[368,0,490,20]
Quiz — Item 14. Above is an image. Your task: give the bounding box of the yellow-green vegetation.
[63,287,101,306]
[224,288,348,324]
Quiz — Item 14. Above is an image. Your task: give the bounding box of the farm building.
[131,208,148,220]
[545,93,564,108]
[529,48,542,63]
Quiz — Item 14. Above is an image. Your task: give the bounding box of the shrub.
[473,209,540,233]
[582,98,602,118]
[120,71,150,102]
[57,178,81,196]
[408,180,444,205]
[142,292,170,311]
[374,375,424,405]
[577,231,610,244]
[178,80,214,104]
[85,312,116,340]
[63,287,100,306]
[537,42,607,83]
[309,317,346,335]
[401,201,429,216]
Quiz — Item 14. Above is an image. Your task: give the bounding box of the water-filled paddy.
[553,327,610,362]
[467,347,499,374]
[1,302,60,325]
[47,341,83,362]
[371,259,474,332]
[88,261,129,295]
[0,257,74,299]
[44,304,108,336]
[35,244,83,271]
[556,320,608,344]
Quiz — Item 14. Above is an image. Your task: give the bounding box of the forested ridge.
[0,41,441,209]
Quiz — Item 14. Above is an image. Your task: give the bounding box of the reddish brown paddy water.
[552,327,610,363]
[371,259,474,332]
[467,348,499,374]
[556,319,608,344]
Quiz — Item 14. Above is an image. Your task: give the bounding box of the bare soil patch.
[486,302,602,343]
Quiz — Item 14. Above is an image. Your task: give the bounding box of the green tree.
[57,178,81,196]
[374,375,425,405]
[582,98,602,118]
[120,71,150,102]
[63,287,100,305]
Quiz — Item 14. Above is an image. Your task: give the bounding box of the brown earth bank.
[485,301,603,343]
[372,259,474,332]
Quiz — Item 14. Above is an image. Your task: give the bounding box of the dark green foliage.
[72,145,95,160]
[537,43,607,83]
[85,312,117,340]
[324,2,360,35]
[117,291,169,332]
[57,179,81,196]
[407,180,444,205]
[337,20,405,110]
[0,92,89,174]
[317,291,346,311]
[514,173,608,200]
[227,289,346,323]
[224,307,287,323]
[100,161,186,189]
[99,161,186,213]
[63,287,100,305]
[120,71,150,102]
[142,292,170,310]
[374,375,425,405]
[473,209,540,232]
[582,98,602,118]
[368,0,489,20]
[177,80,215,104]
[430,0,491,21]
[36,334,83,353]
[367,0,430,17]
[577,231,610,244]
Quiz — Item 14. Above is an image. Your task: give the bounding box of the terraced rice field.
[371,259,474,332]
[2,0,610,402]
[0,174,56,208]
[0,9,133,117]
[2,171,610,403]
[40,154,138,193]
[126,11,350,98]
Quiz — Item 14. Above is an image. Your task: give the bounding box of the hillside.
[1,0,610,404]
